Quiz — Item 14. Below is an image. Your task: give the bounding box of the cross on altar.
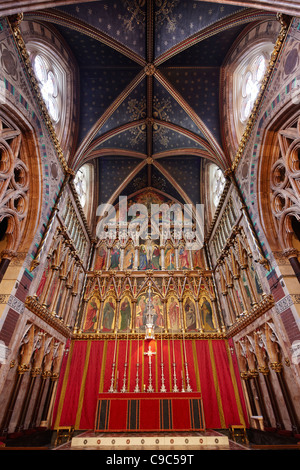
[144,345,156,392]
[144,345,156,363]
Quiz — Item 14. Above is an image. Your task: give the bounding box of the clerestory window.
[32,53,60,124]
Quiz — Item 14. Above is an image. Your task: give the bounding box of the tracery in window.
[73,164,93,222]
[32,54,60,124]
[210,164,226,209]
[0,115,29,254]
[74,165,88,209]
[240,54,267,124]
[233,43,273,142]
[270,115,300,253]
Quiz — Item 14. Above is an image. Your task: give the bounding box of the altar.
[95,392,205,433]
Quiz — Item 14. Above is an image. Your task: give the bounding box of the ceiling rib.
[146,0,154,186]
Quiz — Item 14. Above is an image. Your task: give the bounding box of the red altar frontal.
[95,393,204,432]
[52,338,249,431]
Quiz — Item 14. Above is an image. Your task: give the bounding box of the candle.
[172,330,175,363]
[183,329,187,363]
[113,329,117,363]
[125,320,129,362]
[137,329,139,364]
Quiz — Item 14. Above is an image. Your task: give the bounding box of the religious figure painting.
[178,243,190,269]
[94,244,107,270]
[151,244,161,270]
[83,295,100,332]
[164,244,175,270]
[119,297,132,331]
[192,249,203,269]
[135,294,147,329]
[199,296,215,331]
[138,245,147,270]
[250,263,264,296]
[167,296,181,330]
[152,295,164,329]
[35,258,50,300]
[242,271,253,304]
[110,245,120,269]
[101,296,116,332]
[123,244,135,270]
[183,296,197,331]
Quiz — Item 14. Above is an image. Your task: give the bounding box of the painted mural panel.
[110,244,120,269]
[36,257,50,300]
[183,296,197,331]
[153,294,164,329]
[136,293,147,330]
[199,296,215,331]
[83,295,100,332]
[192,249,203,269]
[151,244,161,270]
[123,243,134,270]
[94,244,107,270]
[135,292,164,330]
[101,296,116,332]
[178,242,190,269]
[119,296,132,331]
[165,244,175,270]
[167,295,181,330]
[250,262,264,297]
[138,245,147,270]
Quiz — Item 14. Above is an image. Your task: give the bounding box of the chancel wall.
[0,16,90,433]
[0,8,300,439]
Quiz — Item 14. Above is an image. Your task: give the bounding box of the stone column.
[270,361,300,434]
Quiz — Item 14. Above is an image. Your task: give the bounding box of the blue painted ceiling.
[26,1,274,209]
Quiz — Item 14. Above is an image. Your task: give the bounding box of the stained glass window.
[32,54,60,123]
[240,54,267,124]
[210,164,226,209]
[74,165,89,209]
[232,43,273,142]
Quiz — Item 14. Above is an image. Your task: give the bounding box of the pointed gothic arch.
[0,105,42,281]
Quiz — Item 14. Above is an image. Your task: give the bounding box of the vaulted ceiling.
[24,0,276,209]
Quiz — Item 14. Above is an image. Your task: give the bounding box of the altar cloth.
[95,392,205,432]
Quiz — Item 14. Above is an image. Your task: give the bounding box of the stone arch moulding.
[257,103,300,281]
[0,104,43,282]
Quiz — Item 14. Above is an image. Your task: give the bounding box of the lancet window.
[210,164,226,210]
[32,53,60,124]
[233,42,273,141]
[73,164,94,222]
